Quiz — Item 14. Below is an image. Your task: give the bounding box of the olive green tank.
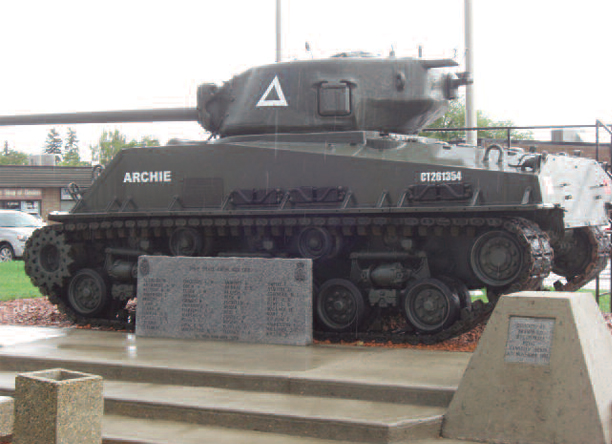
[1,54,609,342]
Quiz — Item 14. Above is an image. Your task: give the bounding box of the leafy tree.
[64,127,78,153]
[0,142,28,165]
[58,149,89,166]
[422,99,533,142]
[59,128,88,166]
[136,135,161,148]
[90,129,160,165]
[44,128,63,160]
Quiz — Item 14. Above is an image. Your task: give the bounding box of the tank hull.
[23,133,610,341]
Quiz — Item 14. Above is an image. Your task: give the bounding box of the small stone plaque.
[505,316,555,365]
[136,256,312,345]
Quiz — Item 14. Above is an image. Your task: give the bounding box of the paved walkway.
[0,325,471,390]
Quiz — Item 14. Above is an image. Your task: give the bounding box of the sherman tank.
[2,54,610,343]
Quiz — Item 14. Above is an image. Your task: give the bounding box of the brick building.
[0,165,92,221]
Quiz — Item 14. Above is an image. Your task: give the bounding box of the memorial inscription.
[138,277,171,331]
[136,256,312,345]
[504,316,555,365]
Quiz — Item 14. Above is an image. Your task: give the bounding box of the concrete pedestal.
[13,368,103,444]
[442,292,612,444]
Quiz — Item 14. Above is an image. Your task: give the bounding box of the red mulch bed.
[1,297,611,353]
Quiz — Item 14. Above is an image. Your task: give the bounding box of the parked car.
[0,210,45,262]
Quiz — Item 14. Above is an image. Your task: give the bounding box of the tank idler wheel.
[24,226,73,289]
[315,278,366,332]
[0,244,14,262]
[470,230,523,288]
[67,269,110,317]
[401,278,461,334]
[169,228,203,256]
[297,227,340,260]
[552,227,593,279]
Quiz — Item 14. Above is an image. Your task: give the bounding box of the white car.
[0,210,45,262]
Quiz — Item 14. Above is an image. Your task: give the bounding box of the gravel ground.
[1,297,611,352]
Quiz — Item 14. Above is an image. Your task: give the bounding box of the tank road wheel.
[315,279,366,332]
[470,230,523,288]
[169,228,202,256]
[0,244,14,262]
[401,278,460,334]
[24,226,73,290]
[297,227,339,260]
[67,269,109,317]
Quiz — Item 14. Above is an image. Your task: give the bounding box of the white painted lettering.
[123,171,172,184]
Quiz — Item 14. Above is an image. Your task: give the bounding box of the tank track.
[26,215,562,342]
[553,226,610,292]
[314,216,555,345]
[45,289,134,331]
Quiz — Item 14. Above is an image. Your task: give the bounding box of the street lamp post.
[465,0,477,146]
[276,0,282,63]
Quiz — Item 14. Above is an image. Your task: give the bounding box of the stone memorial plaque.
[136,256,312,345]
[504,316,555,365]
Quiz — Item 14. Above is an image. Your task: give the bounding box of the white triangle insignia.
[256,75,288,107]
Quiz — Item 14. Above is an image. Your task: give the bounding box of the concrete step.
[0,372,444,443]
[103,381,445,443]
[102,414,356,443]
[103,415,480,444]
[0,351,454,407]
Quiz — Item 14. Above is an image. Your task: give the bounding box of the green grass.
[0,261,43,301]
[470,288,612,313]
[575,288,611,313]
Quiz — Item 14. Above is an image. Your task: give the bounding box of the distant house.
[0,165,92,220]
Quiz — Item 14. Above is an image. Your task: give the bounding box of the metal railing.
[422,122,612,156]
[595,121,612,309]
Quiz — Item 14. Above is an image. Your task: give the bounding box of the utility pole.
[464,0,477,146]
[276,0,282,62]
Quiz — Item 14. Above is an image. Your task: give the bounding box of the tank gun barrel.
[0,108,199,127]
[0,57,469,136]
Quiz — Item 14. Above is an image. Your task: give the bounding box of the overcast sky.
[0,0,610,159]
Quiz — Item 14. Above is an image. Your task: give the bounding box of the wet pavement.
[0,325,475,444]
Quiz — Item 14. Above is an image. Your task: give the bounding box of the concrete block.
[136,256,312,345]
[13,368,103,444]
[442,291,612,444]
[0,396,13,439]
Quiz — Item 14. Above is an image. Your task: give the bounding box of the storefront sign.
[0,188,42,200]
[60,188,72,201]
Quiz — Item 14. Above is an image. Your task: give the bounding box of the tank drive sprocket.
[24,226,73,293]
